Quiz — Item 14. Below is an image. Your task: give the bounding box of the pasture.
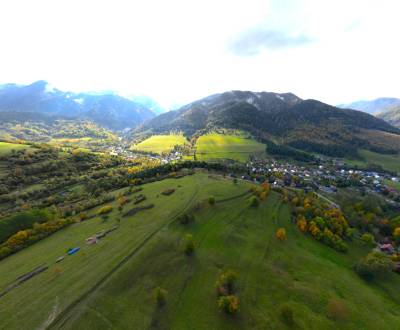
[0,142,30,155]
[195,132,266,162]
[0,173,399,329]
[131,134,188,154]
[345,149,400,174]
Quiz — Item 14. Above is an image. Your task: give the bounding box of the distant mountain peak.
[338,97,400,115]
[0,81,155,130]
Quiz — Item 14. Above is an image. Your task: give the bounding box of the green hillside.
[345,149,400,174]
[1,173,399,329]
[131,134,188,154]
[0,142,31,155]
[195,132,266,162]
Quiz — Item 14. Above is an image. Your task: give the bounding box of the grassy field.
[195,132,266,162]
[1,173,399,329]
[345,150,400,173]
[131,134,188,154]
[0,142,30,155]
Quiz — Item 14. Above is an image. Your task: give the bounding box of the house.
[379,243,395,254]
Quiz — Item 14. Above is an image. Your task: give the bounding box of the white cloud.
[0,0,399,108]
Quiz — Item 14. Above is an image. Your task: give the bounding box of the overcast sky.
[0,0,399,108]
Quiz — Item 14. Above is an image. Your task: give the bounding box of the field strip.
[48,186,200,329]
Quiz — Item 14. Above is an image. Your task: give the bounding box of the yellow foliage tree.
[297,218,308,233]
[276,228,287,241]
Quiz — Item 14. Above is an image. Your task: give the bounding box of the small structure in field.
[161,188,176,196]
[86,236,98,245]
[67,247,80,255]
[56,256,65,263]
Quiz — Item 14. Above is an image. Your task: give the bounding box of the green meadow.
[0,142,31,155]
[195,132,266,162]
[131,134,188,154]
[0,173,399,329]
[345,149,400,173]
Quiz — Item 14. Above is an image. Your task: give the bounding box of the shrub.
[178,213,195,225]
[276,228,287,241]
[327,299,348,321]
[279,304,294,325]
[216,270,238,296]
[161,188,175,196]
[184,234,195,256]
[218,295,240,315]
[249,196,259,207]
[153,287,167,307]
[208,196,216,205]
[355,251,393,280]
[98,205,113,215]
[361,233,375,246]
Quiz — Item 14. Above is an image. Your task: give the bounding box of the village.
[245,157,400,207]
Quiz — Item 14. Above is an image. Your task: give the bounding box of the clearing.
[131,134,188,154]
[195,132,265,162]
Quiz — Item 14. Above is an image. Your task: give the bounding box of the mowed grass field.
[346,149,400,174]
[195,133,266,162]
[0,142,30,155]
[131,134,188,154]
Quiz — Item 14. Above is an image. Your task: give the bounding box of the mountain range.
[0,81,155,130]
[1,82,400,158]
[338,97,400,115]
[137,90,400,157]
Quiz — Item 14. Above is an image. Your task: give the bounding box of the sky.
[0,0,399,109]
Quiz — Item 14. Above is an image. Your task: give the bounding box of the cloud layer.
[229,28,313,56]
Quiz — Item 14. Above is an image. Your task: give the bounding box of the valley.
[0,87,400,330]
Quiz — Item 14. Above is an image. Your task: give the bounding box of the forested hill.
[137,90,400,157]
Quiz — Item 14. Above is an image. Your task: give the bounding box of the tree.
[153,287,167,307]
[361,233,376,247]
[296,217,308,232]
[216,270,238,296]
[184,234,195,256]
[249,196,259,207]
[276,228,287,241]
[355,251,393,280]
[393,227,400,244]
[218,295,239,315]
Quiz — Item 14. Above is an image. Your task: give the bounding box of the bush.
[218,295,240,315]
[208,196,216,205]
[276,228,287,241]
[249,196,259,207]
[98,205,113,215]
[153,287,167,307]
[178,213,195,225]
[184,234,195,256]
[327,299,348,321]
[279,304,294,325]
[355,251,393,280]
[216,270,238,296]
[361,233,376,246]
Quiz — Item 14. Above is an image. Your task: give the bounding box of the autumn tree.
[218,295,240,315]
[276,228,287,241]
